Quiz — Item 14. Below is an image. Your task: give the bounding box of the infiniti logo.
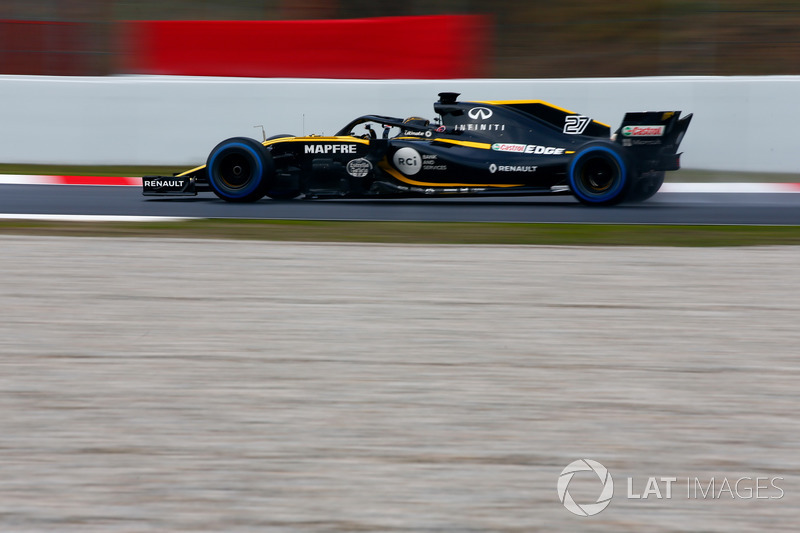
[467,107,493,120]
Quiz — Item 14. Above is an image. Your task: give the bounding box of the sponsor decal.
[422,154,446,171]
[489,164,537,173]
[392,147,422,176]
[491,143,527,153]
[305,144,357,154]
[346,158,372,178]
[563,115,591,135]
[491,143,566,155]
[144,179,185,188]
[454,123,506,132]
[621,125,665,137]
[467,107,493,120]
[436,125,446,133]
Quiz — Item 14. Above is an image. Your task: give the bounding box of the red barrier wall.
[121,15,490,79]
[0,20,100,75]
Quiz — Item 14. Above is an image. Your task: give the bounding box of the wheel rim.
[578,157,617,194]
[217,153,253,190]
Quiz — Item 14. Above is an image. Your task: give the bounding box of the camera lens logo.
[557,459,614,517]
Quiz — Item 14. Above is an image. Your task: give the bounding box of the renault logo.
[467,107,493,120]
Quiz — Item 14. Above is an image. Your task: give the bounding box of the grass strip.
[2,219,800,246]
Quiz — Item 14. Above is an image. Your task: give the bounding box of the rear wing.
[615,111,692,171]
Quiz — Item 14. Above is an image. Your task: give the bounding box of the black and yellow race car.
[143,92,691,206]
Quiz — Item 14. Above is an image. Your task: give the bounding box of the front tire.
[207,137,273,202]
[568,143,632,206]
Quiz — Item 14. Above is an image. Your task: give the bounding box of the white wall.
[0,74,797,173]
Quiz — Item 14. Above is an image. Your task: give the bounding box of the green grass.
[3,219,800,246]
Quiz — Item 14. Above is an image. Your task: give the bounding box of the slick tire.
[626,171,665,203]
[206,137,273,202]
[568,143,632,206]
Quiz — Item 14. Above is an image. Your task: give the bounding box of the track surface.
[1,237,798,532]
[2,184,800,223]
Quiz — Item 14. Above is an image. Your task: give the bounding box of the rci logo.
[467,107,493,120]
[557,459,614,517]
[392,147,422,176]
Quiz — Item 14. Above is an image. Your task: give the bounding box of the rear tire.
[627,171,665,203]
[568,143,632,206]
[206,137,272,202]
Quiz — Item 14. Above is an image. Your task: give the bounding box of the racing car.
[142,92,691,206]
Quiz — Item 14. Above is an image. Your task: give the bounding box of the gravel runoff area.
[0,236,798,532]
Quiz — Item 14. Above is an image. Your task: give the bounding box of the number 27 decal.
[563,115,591,135]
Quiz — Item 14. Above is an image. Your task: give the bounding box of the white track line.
[0,175,53,185]
[0,214,193,222]
[661,182,800,193]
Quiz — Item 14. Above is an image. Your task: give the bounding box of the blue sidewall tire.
[207,139,269,201]
[568,145,629,205]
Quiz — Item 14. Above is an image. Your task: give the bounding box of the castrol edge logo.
[491,143,566,155]
[621,125,665,137]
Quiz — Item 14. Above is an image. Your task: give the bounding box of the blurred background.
[2,0,800,78]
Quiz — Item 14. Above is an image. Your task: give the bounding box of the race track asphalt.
[2,184,800,224]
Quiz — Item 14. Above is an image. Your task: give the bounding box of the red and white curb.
[2,175,800,193]
[0,175,141,186]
